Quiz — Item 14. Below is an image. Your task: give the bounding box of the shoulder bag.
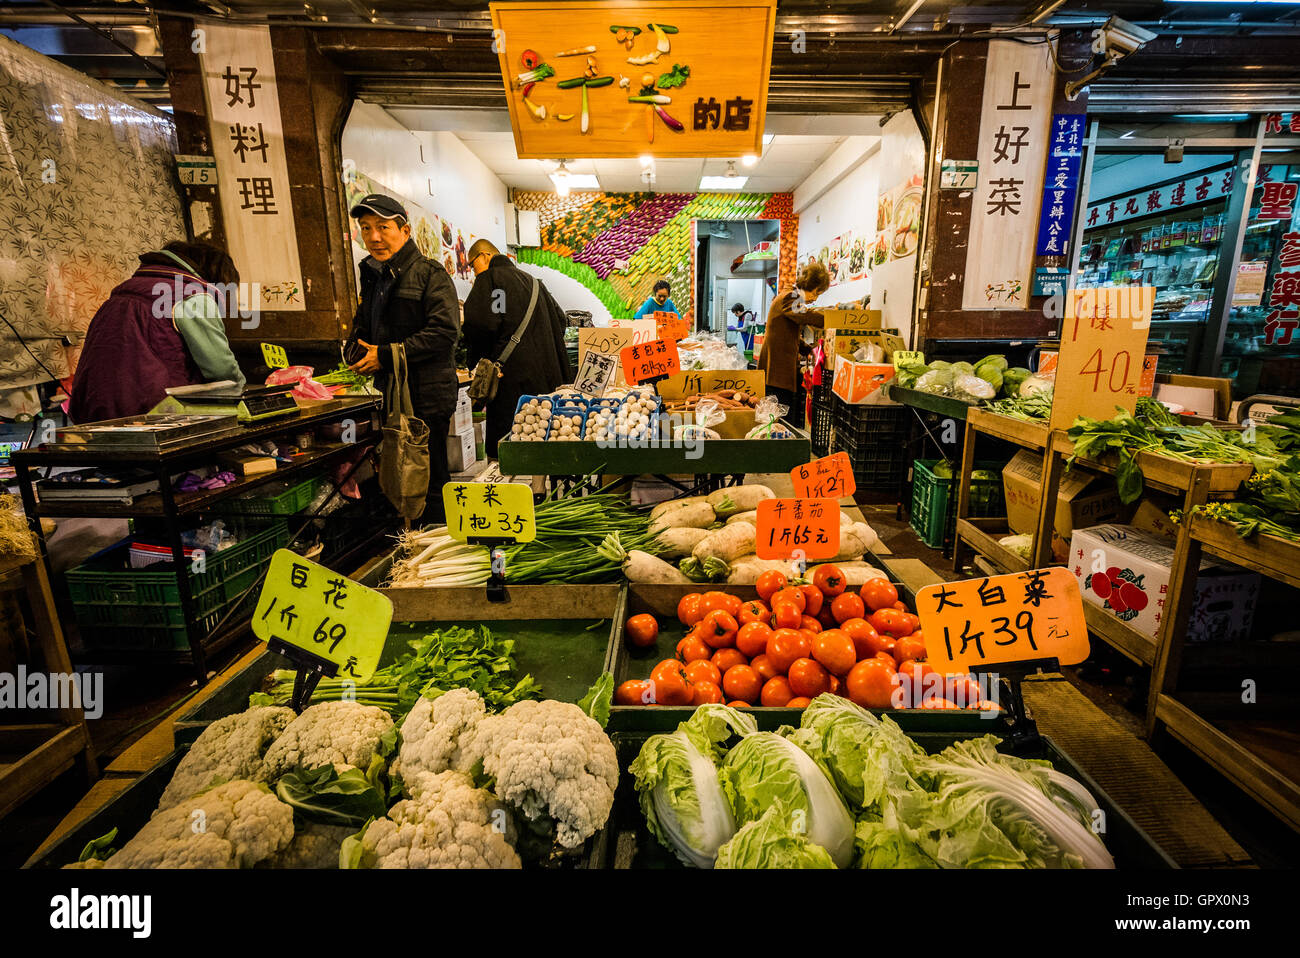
[467,273,541,404]
[378,343,431,521]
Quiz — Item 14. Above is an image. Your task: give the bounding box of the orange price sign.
[1048,287,1154,432]
[915,568,1089,672]
[620,337,681,386]
[790,452,856,500]
[754,498,841,561]
[654,311,690,342]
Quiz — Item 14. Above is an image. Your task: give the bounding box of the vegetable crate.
[65,520,288,651]
[588,726,1175,869]
[212,475,322,516]
[910,459,1005,551]
[808,383,834,458]
[831,399,911,491]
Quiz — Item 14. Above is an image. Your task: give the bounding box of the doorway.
[693,218,780,347]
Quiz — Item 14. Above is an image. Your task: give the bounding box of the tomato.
[827,674,843,697]
[738,599,770,625]
[698,609,739,649]
[845,658,900,709]
[946,674,984,708]
[799,615,823,634]
[714,591,743,618]
[893,637,927,665]
[727,700,750,708]
[812,629,857,677]
[766,628,811,674]
[773,587,807,614]
[649,660,692,706]
[909,629,925,647]
[711,648,748,675]
[860,579,899,613]
[722,664,762,704]
[874,652,898,669]
[700,591,732,616]
[772,600,802,630]
[786,697,811,708]
[755,570,788,603]
[675,635,713,664]
[870,608,911,638]
[736,621,774,658]
[892,600,908,612]
[921,697,959,710]
[683,659,722,688]
[831,592,866,624]
[750,654,778,681]
[788,658,831,698]
[691,680,725,705]
[760,675,794,707]
[811,564,847,598]
[900,613,921,635]
[677,593,705,627]
[625,613,659,648]
[615,679,651,706]
[651,658,687,684]
[817,605,839,630]
[799,584,824,617]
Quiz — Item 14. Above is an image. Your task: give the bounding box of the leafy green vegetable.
[78,827,119,863]
[657,63,690,88]
[275,765,388,828]
[715,804,836,869]
[577,672,614,728]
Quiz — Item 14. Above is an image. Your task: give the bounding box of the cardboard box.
[1129,499,1180,540]
[1003,450,1127,561]
[447,426,476,473]
[1067,524,1259,643]
[831,356,896,405]
[449,387,472,436]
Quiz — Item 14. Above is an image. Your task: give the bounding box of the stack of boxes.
[446,387,478,473]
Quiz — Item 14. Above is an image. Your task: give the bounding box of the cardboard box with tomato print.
[1067,524,1258,643]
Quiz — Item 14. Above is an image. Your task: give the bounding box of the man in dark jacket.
[346,193,460,523]
[462,240,572,456]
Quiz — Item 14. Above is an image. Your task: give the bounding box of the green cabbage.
[715,804,836,869]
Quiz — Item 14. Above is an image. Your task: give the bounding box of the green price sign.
[261,342,289,369]
[893,350,925,369]
[252,550,391,682]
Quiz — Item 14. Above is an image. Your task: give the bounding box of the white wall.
[517,262,612,323]
[869,111,926,344]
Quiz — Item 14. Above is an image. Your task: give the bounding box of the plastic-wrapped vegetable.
[953,374,996,402]
[975,365,1003,394]
[1001,367,1031,396]
[915,367,955,396]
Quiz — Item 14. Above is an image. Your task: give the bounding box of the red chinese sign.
[620,337,681,385]
[1265,231,1300,347]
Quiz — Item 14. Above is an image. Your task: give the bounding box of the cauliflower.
[259,701,396,782]
[268,822,354,869]
[157,706,296,812]
[352,770,521,869]
[462,698,618,849]
[105,781,293,869]
[393,688,487,786]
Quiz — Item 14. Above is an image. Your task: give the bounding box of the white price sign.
[575,351,617,399]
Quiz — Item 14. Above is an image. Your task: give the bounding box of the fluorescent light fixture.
[700,175,748,190]
[639,155,654,168]
[1119,130,1135,138]
[762,133,775,145]
[548,160,599,195]
[742,154,758,167]
[564,174,601,189]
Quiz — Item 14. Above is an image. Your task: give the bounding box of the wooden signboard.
[488,0,776,159]
[1048,287,1154,432]
[819,308,882,331]
[578,326,638,385]
[655,369,765,400]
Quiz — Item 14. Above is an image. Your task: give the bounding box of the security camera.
[1092,16,1157,60]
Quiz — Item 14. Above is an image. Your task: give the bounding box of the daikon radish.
[692,521,756,564]
[650,501,716,533]
[650,495,709,522]
[832,521,879,562]
[812,560,890,586]
[623,550,691,583]
[707,484,774,517]
[725,509,758,526]
[654,527,710,559]
[726,555,797,585]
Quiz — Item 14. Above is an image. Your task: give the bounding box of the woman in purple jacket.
[69,241,245,423]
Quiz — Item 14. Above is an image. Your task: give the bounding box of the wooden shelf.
[1049,433,1252,497]
[953,518,1030,575]
[966,407,1051,450]
[1083,602,1158,666]
[1188,514,1300,590]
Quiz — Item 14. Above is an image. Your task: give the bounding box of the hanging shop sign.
[1264,113,1300,135]
[1084,165,1235,230]
[197,23,304,314]
[961,40,1055,311]
[489,0,775,159]
[1034,114,1085,257]
[1264,231,1300,347]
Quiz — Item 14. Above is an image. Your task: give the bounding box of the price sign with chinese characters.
[790,453,856,500]
[443,481,537,543]
[252,550,391,683]
[892,350,924,370]
[1048,287,1153,432]
[261,342,289,369]
[916,568,1089,672]
[754,498,841,560]
[621,338,682,386]
[655,311,690,342]
[657,369,765,401]
[575,351,617,399]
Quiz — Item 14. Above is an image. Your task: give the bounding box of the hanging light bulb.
[550,159,571,197]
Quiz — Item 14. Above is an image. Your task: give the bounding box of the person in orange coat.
[756,261,830,428]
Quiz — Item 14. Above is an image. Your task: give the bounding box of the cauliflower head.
[463,699,618,849]
[268,822,354,869]
[106,781,293,869]
[259,701,395,782]
[157,705,296,812]
[393,688,487,786]
[356,770,520,869]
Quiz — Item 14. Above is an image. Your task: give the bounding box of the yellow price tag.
[894,350,925,369]
[443,481,537,542]
[261,342,289,369]
[252,550,391,682]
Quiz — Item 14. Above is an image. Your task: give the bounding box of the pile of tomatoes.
[616,566,996,712]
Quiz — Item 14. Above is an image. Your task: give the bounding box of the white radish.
[817,561,891,586]
[726,556,799,585]
[725,510,758,526]
[692,521,756,564]
[654,527,710,559]
[832,521,879,562]
[707,484,774,517]
[623,549,691,583]
[650,501,717,533]
[650,495,710,522]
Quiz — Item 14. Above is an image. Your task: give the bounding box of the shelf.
[885,385,976,421]
[0,724,92,820]
[1083,601,1158,666]
[966,407,1051,450]
[1188,514,1300,590]
[1155,693,1300,833]
[1049,433,1252,497]
[953,518,1031,574]
[72,613,251,666]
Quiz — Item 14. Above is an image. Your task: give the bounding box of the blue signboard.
[1036,114,1086,256]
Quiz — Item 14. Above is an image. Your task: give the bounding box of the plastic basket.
[831,398,910,490]
[213,475,321,516]
[66,520,288,650]
[809,384,834,458]
[910,459,1006,550]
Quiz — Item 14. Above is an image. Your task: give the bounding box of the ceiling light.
[762,133,774,145]
[549,159,571,197]
[700,175,748,190]
[741,154,758,167]
[639,154,654,167]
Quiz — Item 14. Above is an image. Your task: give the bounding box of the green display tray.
[884,384,978,421]
[497,428,811,476]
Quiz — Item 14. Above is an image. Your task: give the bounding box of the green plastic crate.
[910,459,1005,550]
[66,520,288,650]
[214,475,322,516]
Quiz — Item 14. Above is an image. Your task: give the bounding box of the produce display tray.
[497,428,810,476]
[885,384,978,421]
[610,583,1011,734]
[589,728,1176,869]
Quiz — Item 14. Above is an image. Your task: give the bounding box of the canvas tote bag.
[466,273,541,404]
[378,343,430,520]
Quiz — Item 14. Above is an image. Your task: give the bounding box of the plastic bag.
[952,373,996,402]
[745,396,795,439]
[915,367,955,396]
[265,365,333,402]
[672,399,724,442]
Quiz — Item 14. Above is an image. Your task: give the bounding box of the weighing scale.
[152,381,299,423]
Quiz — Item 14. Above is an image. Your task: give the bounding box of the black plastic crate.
[809,384,834,458]
[831,398,910,491]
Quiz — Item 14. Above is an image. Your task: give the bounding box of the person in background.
[462,239,571,457]
[634,279,677,318]
[345,193,460,525]
[729,301,757,351]
[69,240,245,423]
[756,261,830,429]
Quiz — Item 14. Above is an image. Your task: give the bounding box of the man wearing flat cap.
[346,193,459,524]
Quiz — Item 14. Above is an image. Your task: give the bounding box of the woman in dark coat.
[756,261,830,428]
